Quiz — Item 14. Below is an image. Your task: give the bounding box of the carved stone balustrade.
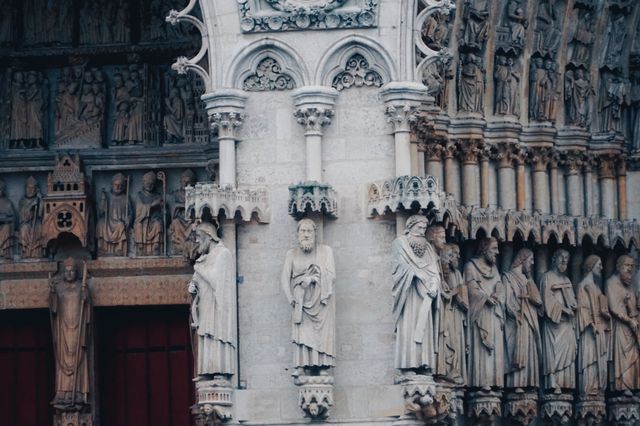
[186,183,270,223]
[288,182,338,219]
[366,175,442,217]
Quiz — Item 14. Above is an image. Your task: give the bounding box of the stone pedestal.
[575,394,606,426]
[504,391,538,426]
[467,390,502,425]
[396,374,463,425]
[541,393,573,425]
[294,375,334,419]
[607,395,640,426]
[53,411,92,426]
[193,379,233,424]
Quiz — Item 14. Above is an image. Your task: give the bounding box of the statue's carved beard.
[300,241,314,253]
[408,236,428,257]
[621,272,632,286]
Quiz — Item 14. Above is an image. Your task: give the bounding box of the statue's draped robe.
[169,189,195,257]
[606,275,640,391]
[134,189,163,255]
[0,196,15,256]
[282,245,336,367]
[503,270,542,388]
[541,271,577,390]
[18,195,42,258]
[192,243,236,376]
[436,267,467,383]
[50,279,91,406]
[465,259,504,387]
[392,236,440,371]
[577,279,610,395]
[97,192,131,255]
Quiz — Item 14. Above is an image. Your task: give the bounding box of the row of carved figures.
[0,170,199,259]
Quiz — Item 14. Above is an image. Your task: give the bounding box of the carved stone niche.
[294,375,334,419]
[288,182,338,219]
[367,175,442,217]
[185,183,270,223]
[193,379,233,425]
[237,0,379,33]
[504,392,538,426]
[42,154,90,248]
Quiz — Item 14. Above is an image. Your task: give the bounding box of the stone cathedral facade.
[1,0,640,425]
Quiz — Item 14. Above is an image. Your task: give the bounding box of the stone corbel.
[504,392,538,426]
[366,175,443,217]
[295,375,334,419]
[193,379,233,425]
[289,86,339,218]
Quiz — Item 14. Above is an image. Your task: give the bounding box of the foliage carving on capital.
[294,107,334,135]
[210,112,244,139]
[422,140,446,161]
[527,147,552,172]
[385,104,419,133]
[597,155,617,179]
[455,139,483,164]
[560,151,584,175]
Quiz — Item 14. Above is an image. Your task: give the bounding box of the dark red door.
[0,309,55,426]
[98,305,194,426]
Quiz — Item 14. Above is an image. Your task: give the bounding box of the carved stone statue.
[494,55,520,116]
[111,71,130,146]
[97,173,132,257]
[282,218,336,375]
[464,237,504,390]
[541,249,577,393]
[460,0,489,51]
[506,0,527,48]
[134,171,164,256]
[49,257,91,410]
[570,11,594,67]
[0,179,15,259]
[577,255,610,397]
[169,169,197,258]
[188,222,236,378]
[600,74,629,133]
[125,67,144,145]
[458,53,484,113]
[18,176,44,258]
[529,58,557,122]
[606,255,639,393]
[603,14,627,69]
[631,71,640,151]
[436,243,468,385]
[164,86,186,144]
[534,0,561,56]
[422,11,450,50]
[565,69,593,128]
[503,249,543,391]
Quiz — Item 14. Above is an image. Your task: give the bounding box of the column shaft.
[498,166,516,210]
[219,137,236,187]
[516,163,526,211]
[533,171,549,213]
[462,163,479,207]
[618,172,627,220]
[550,165,559,214]
[566,172,582,216]
[395,130,412,177]
[306,133,323,182]
[480,158,490,208]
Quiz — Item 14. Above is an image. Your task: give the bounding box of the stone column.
[530,148,550,214]
[479,145,491,208]
[497,144,516,211]
[443,141,458,196]
[203,90,248,188]
[515,147,527,211]
[292,87,339,183]
[599,156,617,219]
[583,154,596,216]
[381,82,429,177]
[617,158,627,220]
[458,139,480,207]
[564,153,583,217]
[424,141,444,185]
[549,154,560,215]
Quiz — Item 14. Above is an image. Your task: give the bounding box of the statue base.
[192,378,233,424]
[467,389,502,425]
[395,374,461,424]
[541,393,573,425]
[575,394,606,425]
[504,391,538,426]
[294,374,334,419]
[53,411,92,426]
[607,394,640,426]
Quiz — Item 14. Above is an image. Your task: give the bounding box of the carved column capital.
[292,86,339,136]
[598,156,616,179]
[561,151,584,175]
[456,139,482,164]
[385,104,420,133]
[381,82,429,133]
[616,156,628,176]
[528,147,552,172]
[422,140,446,161]
[443,140,458,159]
[495,143,517,168]
[209,111,245,139]
[202,89,248,140]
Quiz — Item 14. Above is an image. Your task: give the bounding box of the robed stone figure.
[464,237,504,390]
[392,215,440,372]
[134,171,164,256]
[0,179,15,259]
[503,249,543,390]
[577,255,610,396]
[282,218,336,375]
[169,169,196,258]
[18,176,44,258]
[188,222,236,378]
[97,173,132,256]
[541,249,577,393]
[436,243,468,384]
[49,257,91,410]
[606,255,639,393]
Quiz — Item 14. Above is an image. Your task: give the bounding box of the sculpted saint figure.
[606,255,639,393]
[169,169,197,257]
[464,237,504,390]
[19,176,44,258]
[436,243,468,384]
[577,255,610,396]
[0,179,16,258]
[503,249,543,390]
[565,69,593,128]
[392,215,440,372]
[97,173,132,256]
[49,257,91,410]
[188,222,236,379]
[458,53,484,113]
[282,218,336,376]
[541,249,577,393]
[134,171,164,256]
